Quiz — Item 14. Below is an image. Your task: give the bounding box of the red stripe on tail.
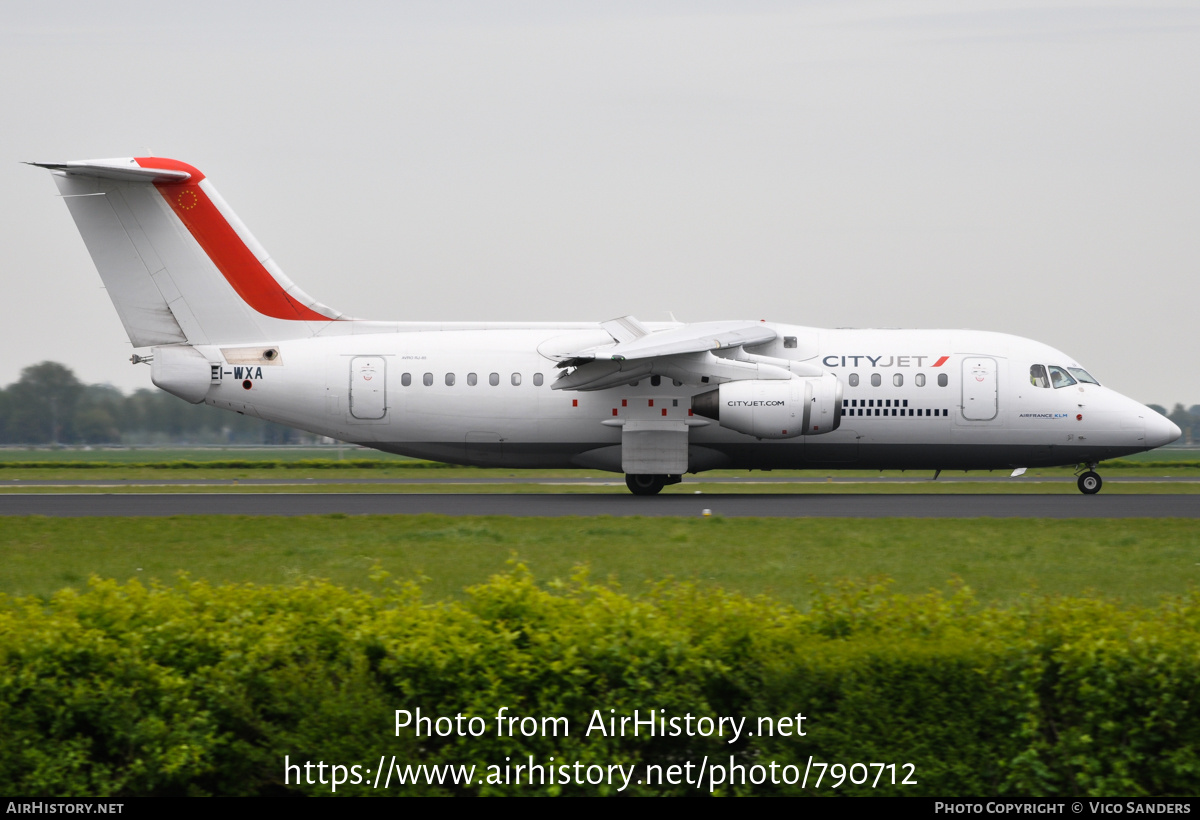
[135,157,330,322]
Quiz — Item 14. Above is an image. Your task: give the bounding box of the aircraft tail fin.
[31,157,346,346]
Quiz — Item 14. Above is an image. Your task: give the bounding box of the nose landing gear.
[1076,464,1103,495]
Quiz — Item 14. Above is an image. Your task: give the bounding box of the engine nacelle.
[692,374,842,438]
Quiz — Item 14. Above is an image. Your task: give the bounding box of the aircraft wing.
[556,318,777,366]
[552,317,808,392]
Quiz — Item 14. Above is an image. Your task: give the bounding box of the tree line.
[0,361,1195,446]
[0,362,315,445]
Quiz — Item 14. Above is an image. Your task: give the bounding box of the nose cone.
[1145,411,1182,449]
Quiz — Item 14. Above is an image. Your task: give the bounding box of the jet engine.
[692,374,842,438]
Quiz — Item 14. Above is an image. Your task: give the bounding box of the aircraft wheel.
[1077,471,1102,495]
[625,474,667,496]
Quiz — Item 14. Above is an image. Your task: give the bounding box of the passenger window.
[783,336,797,349]
[915,373,925,387]
[893,373,903,387]
[937,373,948,387]
[423,373,433,386]
[401,373,411,387]
[511,373,522,386]
[1048,366,1077,389]
[445,373,455,386]
[650,375,661,387]
[849,373,859,387]
[467,373,478,386]
[871,374,881,387]
[489,373,499,386]
[533,373,544,386]
[1030,364,1050,388]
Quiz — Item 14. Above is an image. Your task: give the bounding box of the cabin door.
[961,357,998,421]
[349,356,387,419]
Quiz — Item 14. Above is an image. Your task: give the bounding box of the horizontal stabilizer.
[26,159,191,184]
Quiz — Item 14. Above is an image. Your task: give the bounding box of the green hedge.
[1,571,1198,796]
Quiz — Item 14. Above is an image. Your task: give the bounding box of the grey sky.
[3,1,1197,406]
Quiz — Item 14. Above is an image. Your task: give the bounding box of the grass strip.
[4,515,1197,608]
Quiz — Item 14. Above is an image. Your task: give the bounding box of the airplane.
[30,157,1181,495]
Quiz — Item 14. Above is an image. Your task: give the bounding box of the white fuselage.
[182,323,1173,473]
[35,157,1180,485]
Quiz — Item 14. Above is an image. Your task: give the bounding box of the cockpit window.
[1068,367,1100,386]
[1029,364,1050,388]
[1048,366,1077,389]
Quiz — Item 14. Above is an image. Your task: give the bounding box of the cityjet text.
[822,355,949,368]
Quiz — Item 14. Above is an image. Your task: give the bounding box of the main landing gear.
[624,474,682,496]
[1076,464,1103,495]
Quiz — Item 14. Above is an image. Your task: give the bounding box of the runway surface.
[5,475,1200,487]
[1,493,1197,518]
